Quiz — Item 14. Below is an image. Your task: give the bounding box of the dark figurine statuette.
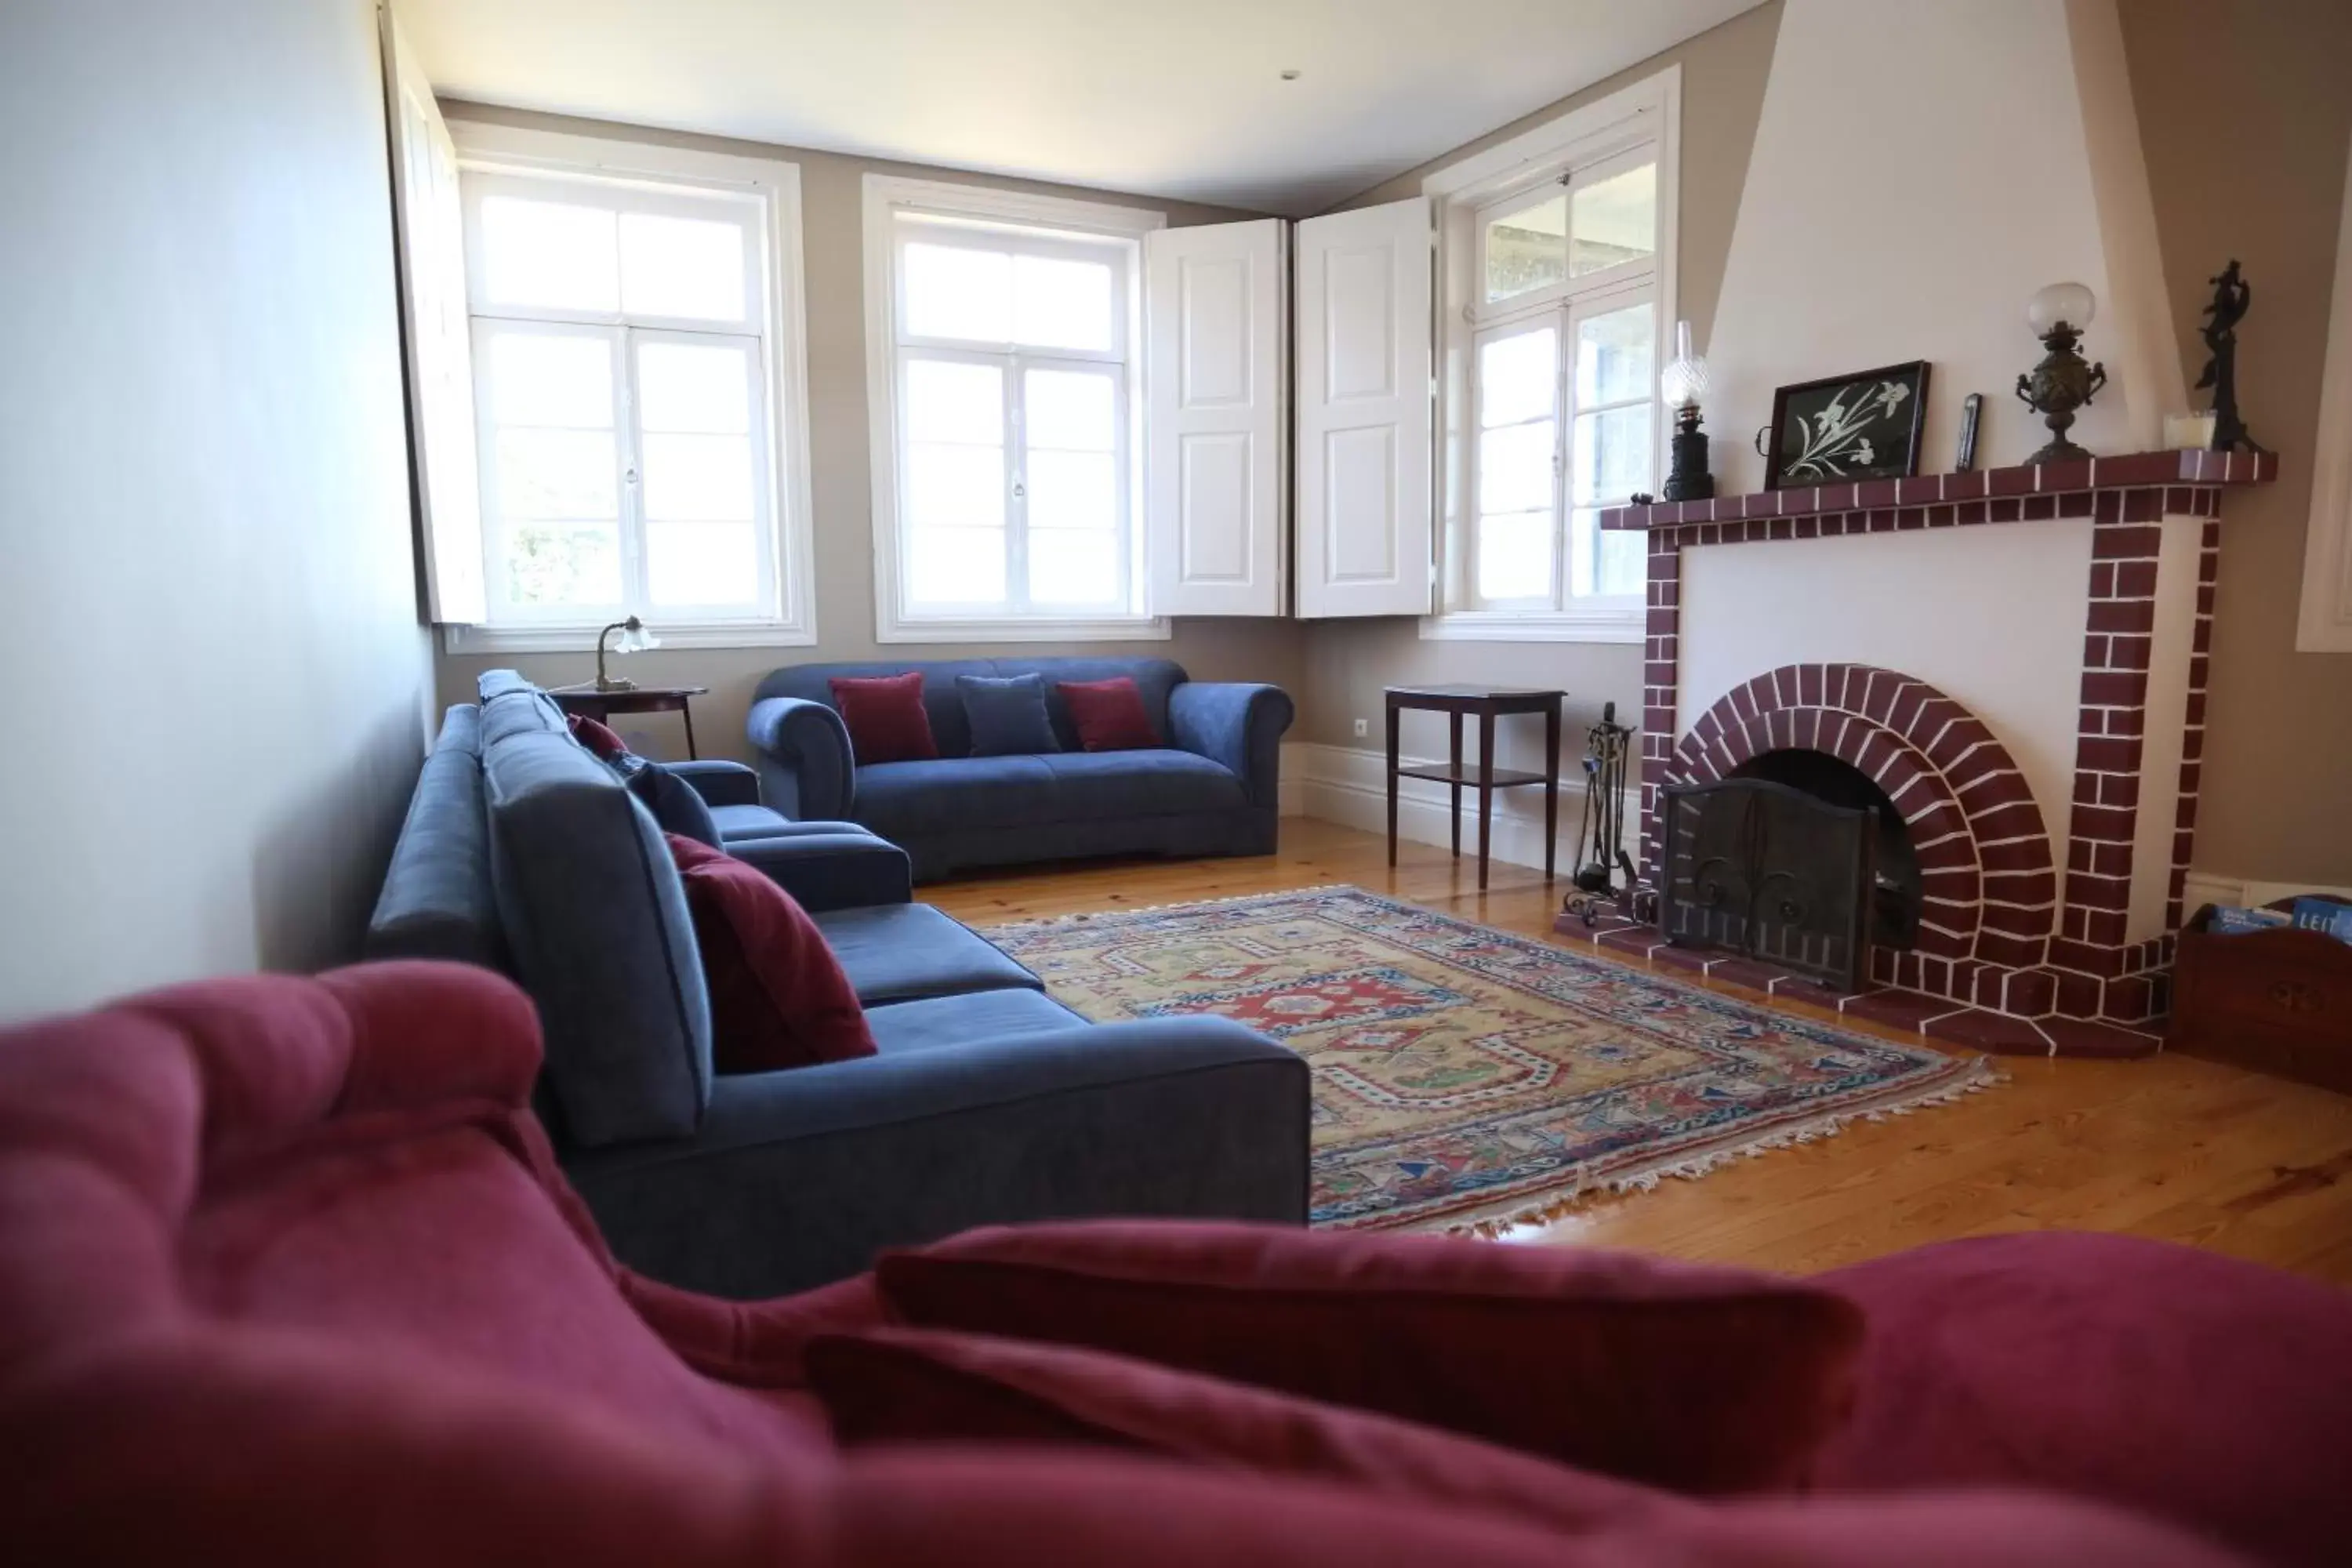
[2197,260,2265,455]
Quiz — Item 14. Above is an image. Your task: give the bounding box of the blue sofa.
[746,657,1292,883]
[365,671,1309,1299]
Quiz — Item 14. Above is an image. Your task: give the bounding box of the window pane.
[1477,513,1552,602]
[619,212,748,321]
[1025,368,1116,451]
[1575,303,1655,407]
[908,526,1006,605]
[488,332,613,427]
[906,444,1004,528]
[1479,328,1556,426]
[903,242,1011,342]
[646,520,757,606]
[1483,191,1566,303]
[495,429,616,518]
[637,342,750,434]
[504,523,622,606]
[906,359,1004,445]
[1598,527,1646,597]
[1478,422,1554,514]
[641,433,753,521]
[1570,162,1656,277]
[1028,449,1116,531]
[1030,530,1119,604]
[1014,255,1114,351]
[1572,403,1653,506]
[480,195,619,313]
[1568,508,1598,599]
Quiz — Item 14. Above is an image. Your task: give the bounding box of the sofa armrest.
[663,760,762,809]
[1168,682,1294,811]
[745,695,855,820]
[564,1018,1310,1299]
[727,830,913,913]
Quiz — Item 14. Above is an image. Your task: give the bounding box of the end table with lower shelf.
[1384,684,1564,890]
[546,685,710,759]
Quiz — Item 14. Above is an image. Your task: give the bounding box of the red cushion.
[806,1325,1679,1537]
[1056,677,1160,752]
[872,1221,1866,1494]
[1813,1230,2352,1568]
[828,673,938,764]
[568,712,629,760]
[666,834,875,1074]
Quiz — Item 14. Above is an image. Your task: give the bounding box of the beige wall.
[0,0,434,1019]
[2120,0,2352,886]
[1292,2,1783,764]
[434,104,1307,762]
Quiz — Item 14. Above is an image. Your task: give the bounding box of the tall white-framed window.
[863,175,1168,641]
[1423,68,1679,644]
[442,121,815,652]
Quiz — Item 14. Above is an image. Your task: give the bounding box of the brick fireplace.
[1557,450,2277,1057]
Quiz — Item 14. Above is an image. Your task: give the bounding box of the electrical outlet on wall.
[1353,718,1369,739]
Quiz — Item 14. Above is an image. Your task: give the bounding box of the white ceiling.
[397,0,1763,218]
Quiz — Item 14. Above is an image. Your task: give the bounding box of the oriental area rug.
[979,887,1996,1232]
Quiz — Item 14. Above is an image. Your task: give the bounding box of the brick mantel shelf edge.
[1557,449,2280,1059]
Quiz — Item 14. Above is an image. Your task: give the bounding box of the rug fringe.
[975,882,1345,933]
[1437,1058,2005,1240]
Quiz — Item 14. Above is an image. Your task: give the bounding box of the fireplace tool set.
[1562,702,1638,926]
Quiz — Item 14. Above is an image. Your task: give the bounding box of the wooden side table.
[547,685,710,759]
[1385,685,1564,890]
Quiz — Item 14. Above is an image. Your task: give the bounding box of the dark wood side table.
[1385,685,1564,890]
[547,685,710,759]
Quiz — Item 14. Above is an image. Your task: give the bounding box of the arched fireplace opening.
[1731,749,1922,950]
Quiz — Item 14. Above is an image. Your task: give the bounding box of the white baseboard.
[2179,871,2352,911]
[1280,740,1639,877]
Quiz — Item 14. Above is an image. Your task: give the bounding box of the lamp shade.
[613,616,659,654]
[2027,281,2096,336]
[1660,319,1708,409]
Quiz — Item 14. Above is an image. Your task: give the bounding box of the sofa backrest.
[365,705,506,971]
[751,657,1189,759]
[475,672,713,1149]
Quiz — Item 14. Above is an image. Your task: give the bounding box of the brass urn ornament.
[2015,281,2108,463]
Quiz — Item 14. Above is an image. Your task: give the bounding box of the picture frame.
[1762,361,1932,489]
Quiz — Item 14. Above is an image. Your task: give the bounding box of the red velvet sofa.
[3,962,2346,1566]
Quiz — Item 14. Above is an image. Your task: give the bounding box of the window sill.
[441,621,818,655]
[877,614,1172,645]
[1418,611,1642,645]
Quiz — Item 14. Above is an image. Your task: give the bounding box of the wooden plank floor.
[925,818,2352,1284]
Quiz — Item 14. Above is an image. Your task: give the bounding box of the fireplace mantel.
[1600,449,2278,535]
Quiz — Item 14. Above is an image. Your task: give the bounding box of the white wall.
[1704,0,2146,492]
[1679,521,2096,855]
[0,0,433,1018]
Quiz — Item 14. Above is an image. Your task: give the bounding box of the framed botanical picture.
[1763,361,1932,488]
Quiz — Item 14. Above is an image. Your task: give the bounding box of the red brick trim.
[1659,663,2056,971]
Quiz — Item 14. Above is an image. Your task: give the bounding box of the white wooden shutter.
[1294,196,1432,618]
[382,7,485,624]
[1142,219,1287,617]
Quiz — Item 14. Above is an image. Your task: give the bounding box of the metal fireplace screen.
[1657,778,1875,991]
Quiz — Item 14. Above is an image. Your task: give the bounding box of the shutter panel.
[1142,219,1287,617]
[1293,196,1432,619]
[382,8,485,625]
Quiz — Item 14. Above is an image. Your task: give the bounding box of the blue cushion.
[956,673,1060,757]
[861,985,1088,1056]
[1037,749,1247,820]
[619,757,721,848]
[811,902,1043,1004]
[855,755,1059,837]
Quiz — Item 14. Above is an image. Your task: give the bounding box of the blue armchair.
[746,657,1292,882]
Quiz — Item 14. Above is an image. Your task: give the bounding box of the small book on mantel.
[2288,897,2352,946]
[2209,906,2292,935]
